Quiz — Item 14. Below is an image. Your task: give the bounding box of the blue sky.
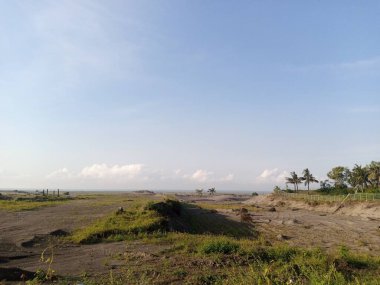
[0,1,379,191]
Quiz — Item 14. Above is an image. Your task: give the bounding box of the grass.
[69,199,180,244]
[0,197,70,211]
[199,239,240,254]
[74,233,380,285]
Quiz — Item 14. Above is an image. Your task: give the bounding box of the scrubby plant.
[200,239,240,254]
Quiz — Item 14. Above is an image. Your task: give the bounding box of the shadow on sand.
[169,203,257,238]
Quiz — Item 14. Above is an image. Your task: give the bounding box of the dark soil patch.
[0,267,35,281]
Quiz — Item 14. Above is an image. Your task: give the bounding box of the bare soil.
[1,192,379,283]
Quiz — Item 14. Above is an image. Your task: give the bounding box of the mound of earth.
[0,193,12,200]
[211,194,247,202]
[245,194,380,219]
[21,229,69,248]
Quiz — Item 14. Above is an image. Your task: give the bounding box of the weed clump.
[200,240,240,254]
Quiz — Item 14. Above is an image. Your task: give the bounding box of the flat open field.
[0,191,379,284]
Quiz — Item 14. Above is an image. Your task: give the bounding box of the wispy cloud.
[286,56,380,73]
[46,168,72,179]
[11,1,144,87]
[221,173,234,182]
[80,163,144,179]
[345,106,380,114]
[190,169,213,182]
[256,168,288,184]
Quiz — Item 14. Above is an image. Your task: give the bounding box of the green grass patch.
[0,198,70,211]
[70,200,181,244]
[70,210,166,244]
[200,239,240,254]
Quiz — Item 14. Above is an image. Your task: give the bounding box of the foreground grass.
[75,232,380,285]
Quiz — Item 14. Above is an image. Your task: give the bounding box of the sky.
[0,0,379,191]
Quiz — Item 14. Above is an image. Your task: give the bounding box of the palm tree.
[367,161,380,189]
[207,187,216,195]
[349,164,369,192]
[285,172,302,192]
[302,168,319,194]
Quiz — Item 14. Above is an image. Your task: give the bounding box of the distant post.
[57,189,60,197]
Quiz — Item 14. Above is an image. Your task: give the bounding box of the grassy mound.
[70,200,181,244]
[144,199,181,216]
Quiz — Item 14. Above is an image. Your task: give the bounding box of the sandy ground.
[242,194,380,254]
[1,192,379,282]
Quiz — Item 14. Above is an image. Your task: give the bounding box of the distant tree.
[327,166,350,189]
[367,161,380,189]
[302,168,319,194]
[273,186,281,193]
[195,189,204,196]
[349,164,369,192]
[251,192,259,196]
[207,187,216,195]
[285,172,302,192]
[320,180,332,191]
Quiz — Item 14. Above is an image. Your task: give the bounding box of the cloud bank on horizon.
[43,163,238,190]
[0,1,379,191]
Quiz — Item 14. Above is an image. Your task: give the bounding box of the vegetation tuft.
[200,239,240,254]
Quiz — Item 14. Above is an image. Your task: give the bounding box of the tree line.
[281,161,380,194]
[195,187,216,196]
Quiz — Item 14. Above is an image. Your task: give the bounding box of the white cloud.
[221,173,234,182]
[191,169,213,182]
[257,168,288,183]
[259,168,279,179]
[44,165,239,189]
[80,163,143,179]
[46,167,72,179]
